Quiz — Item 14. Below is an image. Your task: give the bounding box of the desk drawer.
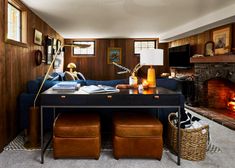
[41,94,87,106]
[41,94,181,107]
[86,94,180,106]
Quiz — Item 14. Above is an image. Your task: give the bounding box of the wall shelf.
[190,55,235,63]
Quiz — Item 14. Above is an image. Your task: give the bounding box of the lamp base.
[147,66,156,88]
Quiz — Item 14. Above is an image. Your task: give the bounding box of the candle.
[142,79,149,89]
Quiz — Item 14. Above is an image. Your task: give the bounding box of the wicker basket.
[167,113,209,161]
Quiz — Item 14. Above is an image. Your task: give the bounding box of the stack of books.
[52,82,79,91]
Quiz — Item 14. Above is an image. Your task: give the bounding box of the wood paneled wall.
[0,0,63,151]
[0,0,6,152]
[64,39,169,80]
[169,23,235,55]
[168,23,235,76]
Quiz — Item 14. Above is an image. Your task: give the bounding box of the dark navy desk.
[40,87,182,165]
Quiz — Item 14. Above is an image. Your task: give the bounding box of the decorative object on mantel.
[212,25,231,55]
[204,41,214,56]
[140,49,163,88]
[192,54,204,58]
[35,50,43,66]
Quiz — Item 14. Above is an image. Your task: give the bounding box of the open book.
[80,85,119,94]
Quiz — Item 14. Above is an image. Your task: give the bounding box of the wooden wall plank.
[64,38,167,80]
[0,0,64,151]
[0,0,6,152]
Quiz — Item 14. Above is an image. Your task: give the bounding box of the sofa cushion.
[157,78,179,91]
[27,80,40,94]
[42,80,60,91]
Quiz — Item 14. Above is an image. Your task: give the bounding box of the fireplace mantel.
[190,55,235,63]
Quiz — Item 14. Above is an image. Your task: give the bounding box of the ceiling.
[21,0,235,42]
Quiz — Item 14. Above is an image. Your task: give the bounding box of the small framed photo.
[56,39,61,54]
[204,41,214,56]
[45,36,52,64]
[107,47,122,64]
[34,29,43,45]
[212,26,231,55]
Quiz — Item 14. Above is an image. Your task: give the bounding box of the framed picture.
[212,26,231,55]
[56,40,61,54]
[107,47,122,64]
[34,29,43,45]
[204,41,214,56]
[45,36,52,64]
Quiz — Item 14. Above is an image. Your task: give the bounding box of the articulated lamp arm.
[33,45,63,108]
[33,43,88,108]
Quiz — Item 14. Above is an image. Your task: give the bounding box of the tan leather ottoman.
[113,112,163,160]
[53,113,100,159]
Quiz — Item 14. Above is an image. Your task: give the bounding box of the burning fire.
[227,97,235,112]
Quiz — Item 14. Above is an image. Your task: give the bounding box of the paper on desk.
[79,85,119,94]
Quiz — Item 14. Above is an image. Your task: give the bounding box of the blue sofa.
[19,74,184,134]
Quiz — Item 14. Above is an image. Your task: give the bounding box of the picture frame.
[212,26,231,55]
[45,36,52,64]
[107,47,122,64]
[34,29,43,45]
[204,41,214,56]
[56,39,61,54]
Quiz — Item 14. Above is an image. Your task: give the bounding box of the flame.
[227,97,235,112]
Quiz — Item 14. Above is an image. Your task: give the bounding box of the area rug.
[4,131,221,154]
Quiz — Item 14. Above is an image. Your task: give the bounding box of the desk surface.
[41,87,182,107]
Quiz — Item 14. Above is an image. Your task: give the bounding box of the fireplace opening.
[204,78,235,108]
[202,78,235,118]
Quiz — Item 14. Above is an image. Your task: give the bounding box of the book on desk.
[79,85,119,94]
[52,82,79,91]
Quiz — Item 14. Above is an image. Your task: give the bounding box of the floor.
[185,105,235,130]
[2,110,235,168]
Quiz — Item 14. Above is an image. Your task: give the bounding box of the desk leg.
[40,106,44,164]
[177,107,181,166]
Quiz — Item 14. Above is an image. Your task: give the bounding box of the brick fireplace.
[194,63,235,109]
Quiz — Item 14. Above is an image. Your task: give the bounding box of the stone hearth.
[185,105,235,130]
[191,63,235,128]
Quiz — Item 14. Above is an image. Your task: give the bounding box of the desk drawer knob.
[61,95,66,99]
[154,95,160,99]
[107,95,112,99]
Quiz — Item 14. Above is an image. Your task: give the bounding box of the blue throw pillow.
[42,80,60,91]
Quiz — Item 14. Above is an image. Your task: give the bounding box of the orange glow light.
[142,79,149,89]
[227,97,235,112]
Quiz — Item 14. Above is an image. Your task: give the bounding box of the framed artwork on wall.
[45,36,52,64]
[107,47,122,64]
[212,26,231,55]
[56,39,61,54]
[34,29,43,45]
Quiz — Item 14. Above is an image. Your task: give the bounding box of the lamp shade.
[67,62,76,69]
[140,49,163,66]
